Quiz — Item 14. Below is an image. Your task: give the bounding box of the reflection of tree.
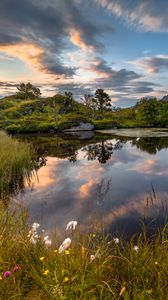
[132,137,168,154]
[68,151,78,163]
[83,140,122,163]
[96,178,112,206]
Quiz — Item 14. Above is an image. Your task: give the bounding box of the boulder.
[64,122,94,132]
[64,131,94,139]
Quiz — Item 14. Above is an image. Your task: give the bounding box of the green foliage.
[1,94,168,132]
[94,89,112,112]
[0,208,167,299]
[136,98,159,126]
[94,118,118,129]
[16,82,41,99]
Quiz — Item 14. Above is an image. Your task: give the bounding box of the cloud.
[84,57,158,96]
[94,0,168,32]
[0,0,105,78]
[129,55,168,74]
[0,81,19,97]
[45,56,159,106]
[0,0,165,106]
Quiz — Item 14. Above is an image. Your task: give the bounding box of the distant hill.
[160,95,168,102]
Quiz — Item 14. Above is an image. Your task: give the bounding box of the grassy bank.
[1,95,168,133]
[0,131,34,198]
[0,208,167,300]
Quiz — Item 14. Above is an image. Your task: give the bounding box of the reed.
[0,131,34,199]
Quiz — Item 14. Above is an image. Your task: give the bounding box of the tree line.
[15,83,168,124]
[15,83,113,112]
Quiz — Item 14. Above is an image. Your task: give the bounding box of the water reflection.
[15,132,168,237]
[82,140,122,163]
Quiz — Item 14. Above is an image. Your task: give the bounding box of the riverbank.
[0,207,167,299]
[1,95,168,134]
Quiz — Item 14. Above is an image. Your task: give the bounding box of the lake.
[14,129,168,238]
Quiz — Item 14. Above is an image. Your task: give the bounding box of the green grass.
[0,207,167,300]
[1,94,168,133]
[0,131,35,198]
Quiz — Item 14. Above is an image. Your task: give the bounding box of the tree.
[16,82,41,99]
[81,94,94,109]
[94,89,111,112]
[64,91,73,100]
[137,98,159,126]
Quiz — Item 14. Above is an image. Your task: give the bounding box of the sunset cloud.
[129,55,168,74]
[0,0,167,106]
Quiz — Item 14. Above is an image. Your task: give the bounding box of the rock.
[64,122,94,132]
[59,108,66,114]
[65,131,94,139]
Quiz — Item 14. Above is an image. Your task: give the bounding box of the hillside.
[0,95,168,133]
[0,95,92,133]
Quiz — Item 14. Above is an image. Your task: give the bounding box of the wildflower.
[119,287,126,297]
[90,254,95,261]
[43,236,52,246]
[90,250,101,261]
[63,277,69,283]
[32,222,40,230]
[133,245,139,252]
[54,249,58,253]
[0,275,2,280]
[92,234,96,238]
[113,237,119,244]
[155,261,158,265]
[13,265,20,272]
[43,269,49,276]
[65,250,70,255]
[29,236,38,244]
[45,239,52,246]
[39,257,45,261]
[3,271,12,278]
[28,223,40,244]
[59,238,71,254]
[66,221,77,231]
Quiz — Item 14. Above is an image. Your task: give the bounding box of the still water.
[14,129,168,237]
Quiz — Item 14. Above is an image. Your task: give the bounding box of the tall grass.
[0,131,34,199]
[0,207,167,300]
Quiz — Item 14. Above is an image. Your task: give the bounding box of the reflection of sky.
[16,139,168,235]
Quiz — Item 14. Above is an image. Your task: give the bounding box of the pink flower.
[13,265,20,272]
[3,271,12,278]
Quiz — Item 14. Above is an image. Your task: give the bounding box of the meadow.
[0,207,167,300]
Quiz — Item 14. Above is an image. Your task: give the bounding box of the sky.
[0,0,168,107]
